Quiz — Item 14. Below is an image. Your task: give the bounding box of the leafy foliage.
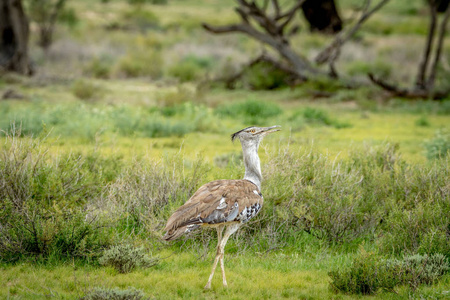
[329,251,449,294]
[243,61,290,90]
[0,129,112,262]
[168,55,212,82]
[72,79,103,100]
[99,244,158,273]
[329,249,398,294]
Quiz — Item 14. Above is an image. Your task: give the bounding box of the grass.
[2,251,449,299]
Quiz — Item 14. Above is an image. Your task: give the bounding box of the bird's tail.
[163,224,200,241]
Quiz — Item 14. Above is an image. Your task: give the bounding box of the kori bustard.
[163,125,280,289]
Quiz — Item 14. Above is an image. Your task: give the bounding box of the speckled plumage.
[163,179,263,240]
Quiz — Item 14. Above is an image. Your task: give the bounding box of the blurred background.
[0,1,449,298]
[0,0,449,162]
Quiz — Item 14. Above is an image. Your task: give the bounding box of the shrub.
[82,287,146,300]
[328,249,450,294]
[84,57,113,79]
[243,61,289,90]
[71,79,102,101]
[329,249,398,295]
[99,244,158,273]
[0,130,112,262]
[215,99,282,125]
[115,50,163,79]
[415,115,430,127]
[57,6,79,29]
[378,202,450,258]
[272,148,382,244]
[386,253,450,290]
[168,55,212,83]
[330,251,450,294]
[425,129,450,159]
[156,85,196,107]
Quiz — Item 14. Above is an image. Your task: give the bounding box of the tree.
[26,0,68,51]
[369,0,450,99]
[0,0,33,75]
[203,0,390,83]
[301,0,342,34]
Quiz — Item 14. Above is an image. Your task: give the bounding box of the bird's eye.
[250,129,256,133]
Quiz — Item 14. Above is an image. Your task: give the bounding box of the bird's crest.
[231,126,254,142]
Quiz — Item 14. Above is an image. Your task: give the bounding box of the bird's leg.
[217,223,241,288]
[204,225,225,290]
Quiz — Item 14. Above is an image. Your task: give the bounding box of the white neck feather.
[241,139,262,190]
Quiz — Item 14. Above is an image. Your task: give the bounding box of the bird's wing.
[164,179,263,233]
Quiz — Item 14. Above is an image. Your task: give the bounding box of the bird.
[163,125,280,289]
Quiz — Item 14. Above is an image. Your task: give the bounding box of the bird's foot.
[204,282,211,290]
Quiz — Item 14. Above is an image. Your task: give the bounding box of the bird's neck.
[241,140,262,190]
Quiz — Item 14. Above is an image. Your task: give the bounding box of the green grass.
[1,251,449,299]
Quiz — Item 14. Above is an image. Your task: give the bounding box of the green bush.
[84,57,113,79]
[386,253,450,290]
[82,287,146,300]
[115,50,163,79]
[71,79,102,100]
[272,147,382,244]
[57,6,79,29]
[425,129,450,159]
[415,115,430,127]
[157,85,196,107]
[330,251,449,294]
[329,249,398,294]
[243,61,289,90]
[378,201,450,258]
[99,244,158,273]
[215,99,282,125]
[261,142,449,251]
[0,131,112,262]
[168,55,213,82]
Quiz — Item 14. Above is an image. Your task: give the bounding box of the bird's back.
[163,179,263,241]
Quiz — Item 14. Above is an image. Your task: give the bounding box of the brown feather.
[164,179,263,235]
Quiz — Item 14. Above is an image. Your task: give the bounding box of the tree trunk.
[0,0,33,75]
[437,0,450,12]
[301,0,342,34]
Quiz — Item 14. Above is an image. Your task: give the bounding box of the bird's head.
[231,125,281,144]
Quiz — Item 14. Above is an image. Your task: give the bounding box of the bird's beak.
[260,125,281,135]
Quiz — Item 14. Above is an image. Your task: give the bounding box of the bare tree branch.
[203,0,323,80]
[315,0,391,65]
[369,73,450,99]
[427,1,450,90]
[272,0,281,19]
[415,1,438,89]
